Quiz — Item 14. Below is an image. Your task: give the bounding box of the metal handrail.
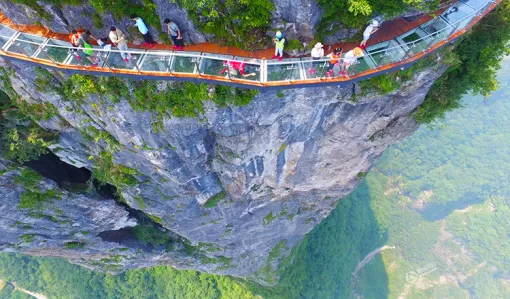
[0,0,499,88]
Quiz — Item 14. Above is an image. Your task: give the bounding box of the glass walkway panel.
[7,33,45,57]
[366,40,406,67]
[139,52,172,72]
[200,53,232,77]
[347,52,377,76]
[36,39,71,63]
[231,56,262,82]
[170,52,200,73]
[396,26,435,56]
[441,1,477,30]
[0,24,16,48]
[104,48,143,70]
[302,57,329,79]
[267,58,303,82]
[419,17,454,47]
[461,0,492,10]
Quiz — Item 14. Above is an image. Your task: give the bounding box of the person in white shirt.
[109,26,135,63]
[360,20,380,47]
[340,47,364,77]
[309,42,325,75]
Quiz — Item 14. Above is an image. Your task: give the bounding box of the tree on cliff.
[414,1,510,124]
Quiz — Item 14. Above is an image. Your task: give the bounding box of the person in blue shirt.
[130,14,155,49]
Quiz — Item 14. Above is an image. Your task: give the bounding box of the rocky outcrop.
[271,0,322,43]
[0,51,446,283]
[0,160,137,268]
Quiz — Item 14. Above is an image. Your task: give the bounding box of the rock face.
[271,0,322,43]
[0,51,446,283]
[0,160,137,268]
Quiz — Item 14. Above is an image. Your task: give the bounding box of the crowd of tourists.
[68,14,380,78]
[68,14,183,64]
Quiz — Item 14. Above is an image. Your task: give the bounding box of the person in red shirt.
[220,59,258,78]
[68,29,82,61]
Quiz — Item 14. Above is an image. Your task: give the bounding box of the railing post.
[32,37,50,58]
[133,50,143,73]
[1,31,20,52]
[101,50,113,70]
[226,61,232,81]
[195,54,202,76]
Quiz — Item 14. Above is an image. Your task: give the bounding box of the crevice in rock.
[22,150,184,252]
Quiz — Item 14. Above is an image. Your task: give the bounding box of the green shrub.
[213,86,258,107]
[132,224,171,247]
[19,189,60,209]
[286,39,302,51]
[19,234,35,243]
[263,211,276,225]
[89,0,162,32]
[65,242,85,249]
[61,74,96,102]
[97,77,129,104]
[359,73,400,94]
[18,101,59,121]
[175,0,274,50]
[316,0,440,38]
[15,168,42,189]
[91,151,139,188]
[204,191,226,208]
[34,67,57,92]
[2,127,53,163]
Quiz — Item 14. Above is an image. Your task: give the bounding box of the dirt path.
[351,245,396,298]
[353,245,396,278]
[11,282,48,299]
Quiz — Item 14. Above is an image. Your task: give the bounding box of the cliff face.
[0,0,451,285]
[0,51,446,283]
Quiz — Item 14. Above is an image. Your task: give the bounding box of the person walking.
[130,14,155,49]
[77,30,99,66]
[109,26,135,63]
[272,31,285,61]
[309,42,324,75]
[164,19,183,50]
[340,47,364,77]
[360,20,379,48]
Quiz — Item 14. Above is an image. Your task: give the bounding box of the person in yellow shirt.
[272,31,285,61]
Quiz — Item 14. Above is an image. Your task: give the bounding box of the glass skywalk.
[0,0,500,89]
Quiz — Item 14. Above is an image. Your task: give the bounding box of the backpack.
[83,41,93,56]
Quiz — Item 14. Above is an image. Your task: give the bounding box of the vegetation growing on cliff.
[414,1,510,123]
[15,168,61,209]
[316,0,440,38]
[175,0,274,50]
[0,69,56,164]
[56,74,258,119]
[91,151,139,188]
